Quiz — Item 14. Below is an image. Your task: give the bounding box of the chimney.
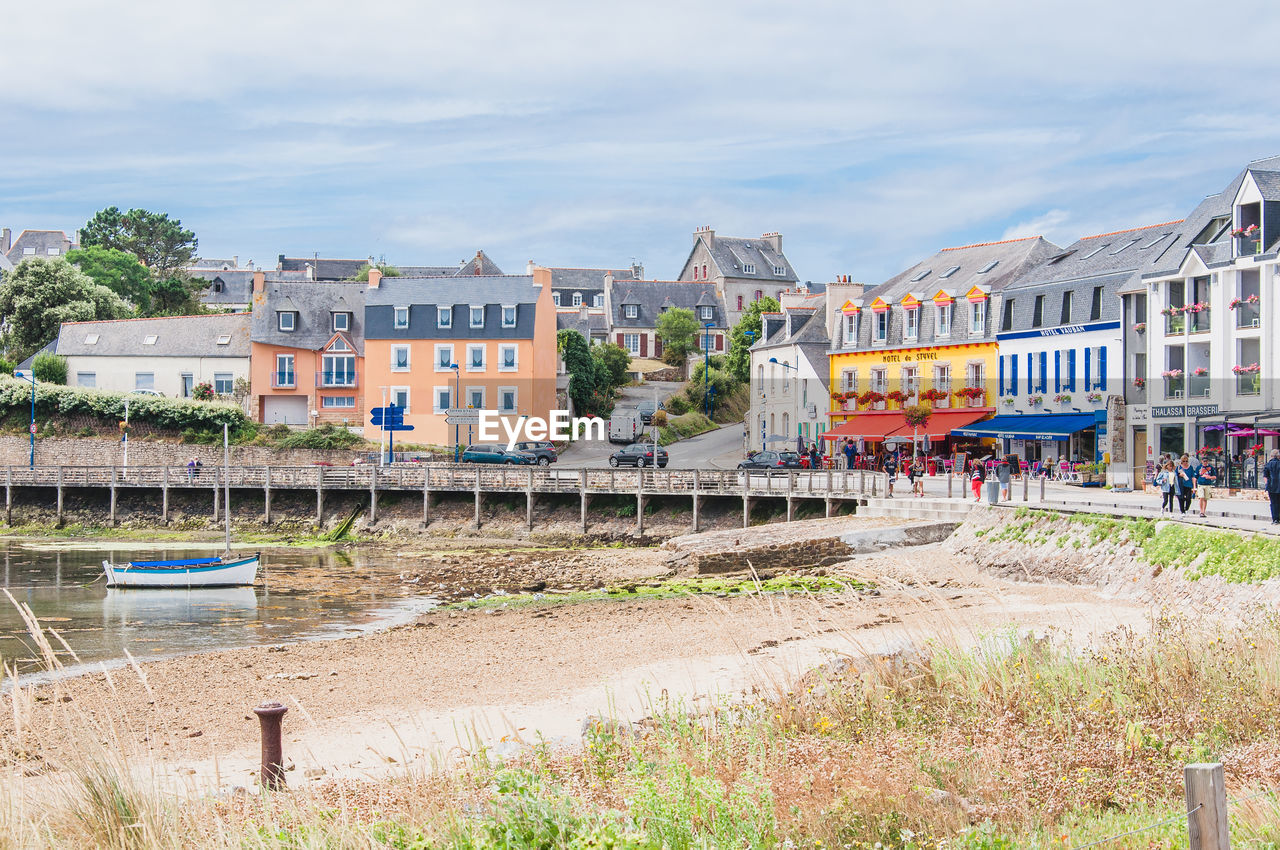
[252,270,265,293]
[695,226,715,249]
[579,304,589,320]
[232,255,238,268]
[368,268,382,289]
[762,231,782,253]
[277,253,286,270]
[604,272,615,288]
[526,259,536,274]
[1,228,10,253]
[305,263,314,280]
[631,260,644,279]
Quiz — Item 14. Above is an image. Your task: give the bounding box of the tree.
[655,307,700,366]
[65,246,153,312]
[592,342,632,389]
[146,275,210,315]
[32,353,68,385]
[0,258,130,361]
[80,206,198,276]
[350,263,401,281]
[557,329,612,418]
[726,296,780,383]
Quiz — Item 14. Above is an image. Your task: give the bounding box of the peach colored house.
[361,267,557,449]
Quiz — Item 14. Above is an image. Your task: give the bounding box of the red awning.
[885,407,994,439]
[820,411,910,442]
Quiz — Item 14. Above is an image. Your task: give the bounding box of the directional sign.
[382,424,415,432]
[370,406,404,427]
[445,408,482,425]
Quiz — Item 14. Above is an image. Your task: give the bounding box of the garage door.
[262,396,309,425]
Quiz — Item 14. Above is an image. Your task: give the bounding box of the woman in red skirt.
[969,458,986,501]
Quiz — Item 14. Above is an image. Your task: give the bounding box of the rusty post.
[253,701,288,790]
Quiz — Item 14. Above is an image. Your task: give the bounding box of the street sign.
[445,408,482,425]
[28,423,36,435]
[382,424,415,432]
[370,406,404,427]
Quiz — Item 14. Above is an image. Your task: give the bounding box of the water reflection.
[0,540,435,677]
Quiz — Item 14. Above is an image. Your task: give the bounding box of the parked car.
[608,409,645,443]
[460,444,537,465]
[512,440,557,465]
[737,450,804,471]
[131,388,164,397]
[634,400,665,425]
[609,443,669,468]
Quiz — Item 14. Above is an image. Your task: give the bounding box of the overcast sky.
[3,0,1280,284]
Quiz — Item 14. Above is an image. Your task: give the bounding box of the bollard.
[253,701,288,790]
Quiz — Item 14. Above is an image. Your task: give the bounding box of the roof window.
[216,334,232,345]
[939,266,960,279]
[1110,238,1141,255]
[1079,243,1110,260]
[1140,233,1171,250]
[1047,250,1076,265]
[977,260,999,274]
[909,269,931,282]
[84,334,99,345]
[142,335,158,345]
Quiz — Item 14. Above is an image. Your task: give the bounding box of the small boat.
[102,554,260,588]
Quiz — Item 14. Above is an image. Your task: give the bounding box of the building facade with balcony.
[824,237,1058,453]
[746,306,831,453]
[984,221,1183,482]
[248,273,367,425]
[1122,158,1280,488]
[361,268,557,448]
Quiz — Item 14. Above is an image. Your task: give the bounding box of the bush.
[684,363,738,410]
[191,381,214,401]
[274,424,364,450]
[32,353,68,385]
[665,395,689,416]
[0,376,246,432]
[0,359,14,376]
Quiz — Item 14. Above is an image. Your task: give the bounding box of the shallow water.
[0,539,435,679]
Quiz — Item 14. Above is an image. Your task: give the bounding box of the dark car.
[633,400,665,425]
[513,440,557,466]
[738,450,805,471]
[460,444,537,465]
[609,443,669,468]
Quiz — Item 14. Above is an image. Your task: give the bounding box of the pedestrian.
[1264,449,1280,525]
[809,443,821,470]
[1155,460,1175,514]
[1175,455,1194,515]
[911,455,925,497]
[843,439,855,470]
[969,458,985,501]
[1195,462,1216,518]
[883,452,898,497]
[996,455,1012,501]
[186,457,196,482]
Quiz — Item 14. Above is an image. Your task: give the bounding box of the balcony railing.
[316,371,359,388]
[1238,234,1262,256]
[1187,374,1211,398]
[1237,372,1261,396]
[271,371,296,389]
[1164,376,1184,398]
[1188,307,1210,334]
[1165,312,1186,335]
[1236,303,1261,329]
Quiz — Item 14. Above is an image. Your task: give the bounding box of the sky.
[4,0,1280,285]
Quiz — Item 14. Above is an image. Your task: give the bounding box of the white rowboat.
[102,554,260,588]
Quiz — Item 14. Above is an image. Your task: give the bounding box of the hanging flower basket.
[1027,394,1043,405]
[1002,398,1016,406]
[1053,393,1071,404]
[1086,392,1103,403]
[1132,377,1146,389]
[902,404,932,427]
[1161,369,1183,379]
[1132,323,1146,333]
[1232,363,1261,375]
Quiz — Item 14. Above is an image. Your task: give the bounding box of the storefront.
[950,411,1103,465]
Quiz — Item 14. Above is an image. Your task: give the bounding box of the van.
[608,409,644,443]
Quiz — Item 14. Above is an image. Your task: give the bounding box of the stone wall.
[0,435,366,469]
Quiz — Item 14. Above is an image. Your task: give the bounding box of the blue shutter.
[1011,355,1018,397]
[998,355,1005,396]
[1084,346,1092,390]
[1067,349,1077,392]
[1054,351,1061,393]
[1098,347,1108,391]
[1026,353,1033,393]
[1039,352,1048,393]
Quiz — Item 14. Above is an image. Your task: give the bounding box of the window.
[499,344,518,371]
[216,334,231,345]
[743,263,756,274]
[904,307,919,340]
[328,337,351,352]
[275,354,295,387]
[1140,233,1171,250]
[21,247,34,255]
[213,373,234,395]
[936,303,952,337]
[181,373,194,398]
[902,366,919,396]
[701,264,707,279]
[436,306,450,328]
[391,345,410,371]
[1111,238,1141,255]
[46,247,58,256]
[213,279,223,293]
[499,387,517,412]
[552,292,561,307]
[978,260,999,274]
[934,364,951,395]
[910,269,930,282]
[321,353,355,386]
[572,292,582,307]
[700,333,715,352]
[321,396,355,409]
[593,294,603,307]
[874,311,889,343]
[502,305,516,327]
[84,334,99,345]
[1080,242,1110,260]
[1031,295,1044,328]
[1090,286,1102,321]
[970,300,986,334]
[773,265,785,275]
[700,306,713,321]
[870,368,888,393]
[1001,298,1014,331]
[843,313,858,346]
[468,387,485,409]
[470,306,485,328]
[434,387,452,413]
[435,344,455,371]
[143,335,158,345]
[623,333,641,354]
[278,312,296,332]
[394,307,409,329]
[737,295,744,310]
[939,265,960,279]
[390,387,410,412]
[135,372,155,390]
[467,344,486,371]
[842,369,857,392]
[624,304,638,319]
[76,372,95,388]
[754,289,763,300]
[332,312,350,332]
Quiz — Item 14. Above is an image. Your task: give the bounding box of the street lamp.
[13,370,35,468]
[450,363,461,462]
[702,321,715,417]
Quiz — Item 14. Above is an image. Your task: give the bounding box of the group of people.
[1152,453,1215,518]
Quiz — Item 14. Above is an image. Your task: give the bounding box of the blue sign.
[370,405,404,426]
[382,423,415,432]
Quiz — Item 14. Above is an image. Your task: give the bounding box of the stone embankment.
[0,434,365,468]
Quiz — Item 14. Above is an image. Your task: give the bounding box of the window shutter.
[640,334,648,357]
[1098,347,1107,391]
[1067,349,1076,392]
[616,333,624,347]
[1026,353,1033,394]
[1010,356,1017,397]
[655,337,663,357]
[1084,347,1092,390]
[715,334,723,351]
[997,356,1004,396]
[1039,352,1047,393]
[1054,351,1061,393]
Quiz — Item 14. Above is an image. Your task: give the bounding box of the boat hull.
[102,555,260,588]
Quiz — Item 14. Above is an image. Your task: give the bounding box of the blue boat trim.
[120,556,259,573]
[129,557,223,568]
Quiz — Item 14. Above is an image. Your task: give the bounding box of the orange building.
[361,267,557,448]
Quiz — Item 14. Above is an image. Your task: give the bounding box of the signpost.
[370,405,413,463]
[445,408,481,426]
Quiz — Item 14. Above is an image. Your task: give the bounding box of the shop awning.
[820,411,910,442]
[885,408,994,440]
[949,412,1097,442]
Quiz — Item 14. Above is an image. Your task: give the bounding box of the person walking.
[969,457,985,501]
[843,439,856,470]
[911,456,926,497]
[1263,449,1280,524]
[883,452,898,498]
[996,455,1012,501]
[1195,462,1216,519]
[1155,460,1175,514]
[1175,455,1195,515]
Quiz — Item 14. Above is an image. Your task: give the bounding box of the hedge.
[0,376,248,431]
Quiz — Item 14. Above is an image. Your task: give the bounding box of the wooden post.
[161,466,169,524]
[578,469,588,531]
[56,466,64,526]
[212,467,220,521]
[421,470,431,526]
[1184,763,1229,850]
[691,469,700,532]
[369,466,378,524]
[263,466,272,524]
[109,466,117,526]
[525,468,534,530]
[635,468,644,535]
[473,469,482,529]
[5,466,11,525]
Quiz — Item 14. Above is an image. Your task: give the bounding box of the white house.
[748,305,832,452]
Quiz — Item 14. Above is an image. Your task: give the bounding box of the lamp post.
[702,321,715,417]
[450,363,461,462]
[14,370,35,468]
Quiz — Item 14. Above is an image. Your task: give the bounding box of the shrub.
[32,353,68,385]
[0,376,246,432]
[274,424,364,450]
[191,381,214,401]
[0,359,14,376]
[665,395,689,416]
[684,363,738,410]
[651,409,668,427]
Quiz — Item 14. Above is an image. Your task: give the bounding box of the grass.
[658,411,716,446]
[0,522,349,547]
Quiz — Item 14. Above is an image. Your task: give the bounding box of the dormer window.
[624,304,638,319]
[936,303,953,337]
[437,306,451,328]
[842,314,857,346]
[278,311,296,332]
[470,305,484,328]
[874,311,889,343]
[743,263,756,274]
[572,292,582,307]
[773,265,785,275]
[904,307,919,341]
[552,292,561,306]
[332,312,350,332]
[394,307,409,329]
[699,306,713,321]
[501,305,516,328]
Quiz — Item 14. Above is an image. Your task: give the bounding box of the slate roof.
[365,275,538,308]
[251,281,367,351]
[5,230,76,264]
[696,235,798,282]
[549,266,640,292]
[0,252,11,273]
[608,280,728,329]
[454,250,504,276]
[55,313,251,358]
[556,310,610,338]
[398,265,463,277]
[190,269,308,307]
[277,255,371,280]
[1248,169,1280,200]
[753,308,831,389]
